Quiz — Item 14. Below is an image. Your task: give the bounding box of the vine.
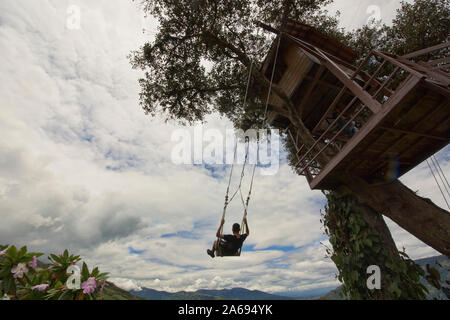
[321,191,440,300]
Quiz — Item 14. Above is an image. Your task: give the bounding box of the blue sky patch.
[128,246,146,255]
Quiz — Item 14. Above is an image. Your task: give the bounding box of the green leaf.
[96,273,109,282]
[18,246,27,259]
[388,282,401,298]
[58,289,73,301]
[0,266,11,277]
[7,246,18,260]
[49,254,61,263]
[92,267,99,278]
[363,238,372,247]
[81,262,89,280]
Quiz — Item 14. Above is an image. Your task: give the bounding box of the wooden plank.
[303,76,342,91]
[317,48,382,114]
[424,56,450,66]
[298,65,325,116]
[375,51,426,80]
[349,94,427,172]
[310,75,422,190]
[312,87,347,133]
[379,126,449,141]
[422,79,450,99]
[366,98,449,176]
[401,42,450,59]
[396,56,450,86]
[313,59,391,135]
[371,66,400,99]
[287,128,313,183]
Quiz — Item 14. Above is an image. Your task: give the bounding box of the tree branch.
[203,30,331,165]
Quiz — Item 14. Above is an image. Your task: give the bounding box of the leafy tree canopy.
[130,0,449,131]
[130,0,346,129]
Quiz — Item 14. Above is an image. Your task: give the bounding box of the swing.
[214,136,256,257]
[213,33,281,258]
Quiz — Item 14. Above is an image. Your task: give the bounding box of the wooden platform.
[311,76,450,189]
[260,20,450,190]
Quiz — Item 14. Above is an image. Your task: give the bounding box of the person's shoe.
[207,249,215,258]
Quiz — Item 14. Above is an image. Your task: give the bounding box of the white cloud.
[325,0,415,31]
[109,278,142,292]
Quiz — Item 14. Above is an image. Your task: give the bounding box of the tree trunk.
[325,190,427,299]
[342,175,450,257]
[352,202,399,299]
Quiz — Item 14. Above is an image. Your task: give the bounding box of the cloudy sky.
[0,0,448,295]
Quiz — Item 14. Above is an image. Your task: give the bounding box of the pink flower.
[31,284,49,292]
[11,263,29,278]
[28,256,37,269]
[81,277,97,294]
[0,249,7,256]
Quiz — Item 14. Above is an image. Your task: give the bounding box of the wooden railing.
[286,40,450,183]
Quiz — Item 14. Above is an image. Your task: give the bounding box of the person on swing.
[207,218,249,258]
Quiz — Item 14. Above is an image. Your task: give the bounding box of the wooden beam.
[287,128,313,183]
[367,99,449,176]
[315,131,351,142]
[424,56,450,67]
[257,21,280,35]
[401,42,450,59]
[396,56,450,86]
[303,76,341,91]
[313,58,390,135]
[422,79,450,99]
[317,48,382,114]
[379,126,449,141]
[349,96,426,172]
[297,65,325,116]
[310,75,422,190]
[312,86,347,133]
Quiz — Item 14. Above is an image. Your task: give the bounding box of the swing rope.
[426,157,450,210]
[217,31,282,256]
[218,61,254,239]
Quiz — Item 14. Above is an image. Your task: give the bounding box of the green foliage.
[321,192,435,300]
[131,0,449,130]
[350,0,449,61]
[130,0,347,129]
[0,245,108,300]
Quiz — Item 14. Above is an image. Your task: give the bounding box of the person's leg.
[207,241,216,258]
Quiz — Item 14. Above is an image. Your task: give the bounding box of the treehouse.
[261,20,450,190]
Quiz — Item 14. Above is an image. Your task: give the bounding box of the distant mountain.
[197,288,294,300]
[130,288,173,300]
[166,292,227,300]
[273,286,339,300]
[130,288,225,300]
[320,255,450,300]
[100,282,145,300]
[130,287,293,300]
